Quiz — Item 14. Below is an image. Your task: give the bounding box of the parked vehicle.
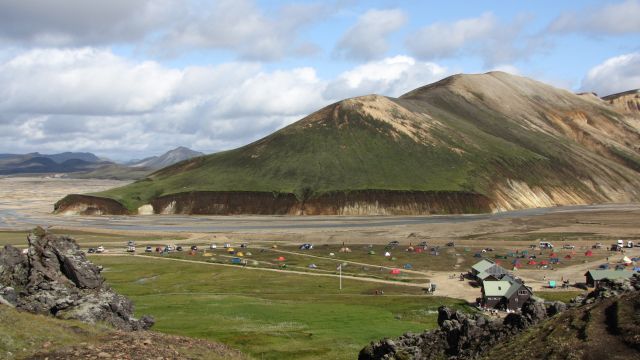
[87,248,96,254]
[446,242,455,247]
[627,241,634,248]
[562,244,575,250]
[145,246,152,253]
[176,246,183,251]
[417,241,428,247]
[126,245,136,253]
[539,241,554,249]
[210,244,218,249]
[96,246,105,253]
[190,245,198,251]
[592,242,604,249]
[299,243,314,250]
[127,240,135,246]
[165,245,174,252]
[388,241,400,246]
[223,243,232,248]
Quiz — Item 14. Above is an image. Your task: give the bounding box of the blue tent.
[231,257,242,264]
[404,263,413,269]
[633,267,640,273]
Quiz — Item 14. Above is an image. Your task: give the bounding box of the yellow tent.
[237,252,244,257]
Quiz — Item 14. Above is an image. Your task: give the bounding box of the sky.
[0,0,639,161]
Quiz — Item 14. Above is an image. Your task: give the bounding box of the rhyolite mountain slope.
[55,72,640,215]
[128,146,204,169]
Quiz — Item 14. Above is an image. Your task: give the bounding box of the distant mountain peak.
[129,147,204,169]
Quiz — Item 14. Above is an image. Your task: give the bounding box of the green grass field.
[94,255,470,359]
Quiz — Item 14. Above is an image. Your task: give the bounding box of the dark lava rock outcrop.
[360,274,640,360]
[0,227,153,330]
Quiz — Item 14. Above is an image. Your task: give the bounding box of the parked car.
[87,248,96,254]
[96,246,105,253]
[127,240,135,246]
[539,241,554,249]
[190,245,198,251]
[592,242,604,249]
[388,241,400,246]
[240,243,248,248]
[126,246,136,253]
[223,243,232,248]
[145,246,152,253]
[164,245,174,252]
[417,241,428,247]
[176,246,183,251]
[446,242,455,247]
[562,244,575,250]
[210,244,218,249]
[299,243,314,250]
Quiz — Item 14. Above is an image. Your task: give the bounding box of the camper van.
[628,241,635,248]
[617,239,624,247]
[539,241,554,249]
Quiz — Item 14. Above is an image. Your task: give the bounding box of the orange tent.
[390,268,401,275]
[277,256,286,261]
[527,260,537,265]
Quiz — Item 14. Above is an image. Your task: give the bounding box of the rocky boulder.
[0,227,153,331]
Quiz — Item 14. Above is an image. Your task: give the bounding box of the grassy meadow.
[94,255,470,359]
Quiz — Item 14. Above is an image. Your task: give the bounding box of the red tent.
[540,260,549,265]
[390,268,401,275]
[527,260,537,265]
[564,254,572,259]
[549,253,557,258]
[415,248,424,253]
[585,250,593,256]
[277,256,286,261]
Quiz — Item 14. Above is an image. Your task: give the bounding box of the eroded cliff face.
[603,89,640,115]
[54,194,129,215]
[123,190,492,216]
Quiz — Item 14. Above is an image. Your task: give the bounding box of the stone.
[0,228,154,331]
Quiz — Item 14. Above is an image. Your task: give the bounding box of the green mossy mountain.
[56,72,640,215]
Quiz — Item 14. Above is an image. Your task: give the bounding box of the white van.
[539,241,554,249]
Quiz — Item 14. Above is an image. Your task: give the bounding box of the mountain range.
[0,147,203,179]
[55,72,640,215]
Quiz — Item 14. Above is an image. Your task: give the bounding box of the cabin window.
[518,290,528,295]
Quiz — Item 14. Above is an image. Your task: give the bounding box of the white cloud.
[580,52,640,96]
[406,12,546,67]
[159,0,332,60]
[334,9,407,60]
[406,12,496,59]
[324,55,449,99]
[549,0,640,35]
[0,48,329,159]
[0,0,177,46]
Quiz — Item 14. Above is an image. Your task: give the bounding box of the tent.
[623,256,632,264]
[368,250,376,255]
[549,253,557,258]
[474,253,483,258]
[391,257,397,261]
[403,263,413,269]
[548,280,556,288]
[415,248,424,253]
[245,252,252,256]
[585,250,593,256]
[633,267,640,273]
[564,254,572,259]
[231,257,242,264]
[527,260,537,265]
[308,264,317,269]
[329,252,335,256]
[339,247,352,253]
[227,248,235,253]
[390,268,401,275]
[384,252,391,257]
[540,260,549,265]
[236,252,244,257]
[406,246,415,252]
[277,256,286,261]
